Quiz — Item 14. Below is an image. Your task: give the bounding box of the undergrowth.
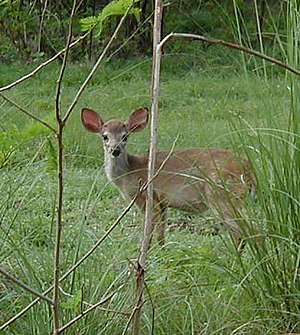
[1,56,299,333]
[1,2,300,330]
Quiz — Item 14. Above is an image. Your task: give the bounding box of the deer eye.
[121,134,128,142]
[102,134,109,141]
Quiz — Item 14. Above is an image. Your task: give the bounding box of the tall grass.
[1,1,300,334]
[227,1,300,332]
[0,65,298,334]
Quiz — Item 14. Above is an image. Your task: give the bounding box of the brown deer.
[81,107,255,248]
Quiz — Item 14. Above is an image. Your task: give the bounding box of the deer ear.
[81,108,104,133]
[126,108,149,133]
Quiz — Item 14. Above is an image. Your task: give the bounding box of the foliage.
[1,0,300,333]
[0,0,291,63]
[80,0,141,35]
[0,117,53,168]
[0,57,299,333]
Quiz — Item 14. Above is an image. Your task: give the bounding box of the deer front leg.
[135,195,167,246]
[204,183,245,250]
[153,203,167,246]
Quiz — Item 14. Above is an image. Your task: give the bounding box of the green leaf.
[79,16,99,32]
[79,0,141,35]
[0,0,9,8]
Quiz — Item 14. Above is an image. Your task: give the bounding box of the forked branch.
[52,1,77,333]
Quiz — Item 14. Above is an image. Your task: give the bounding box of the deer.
[81,107,256,249]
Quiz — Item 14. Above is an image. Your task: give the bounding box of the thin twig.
[143,280,155,335]
[126,263,155,335]
[59,286,130,316]
[0,33,89,93]
[55,0,75,123]
[123,297,146,335]
[52,2,77,334]
[106,13,154,62]
[37,0,48,53]
[0,93,56,133]
[62,3,134,125]
[0,189,141,331]
[132,2,163,334]
[159,33,300,76]
[0,268,53,305]
[57,287,120,333]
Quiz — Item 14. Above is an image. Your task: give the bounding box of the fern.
[80,0,141,35]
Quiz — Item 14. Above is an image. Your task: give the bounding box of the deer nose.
[111,147,121,157]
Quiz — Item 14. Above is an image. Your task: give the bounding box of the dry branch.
[62,3,134,125]
[52,3,137,333]
[57,289,118,334]
[52,2,77,333]
[37,0,48,53]
[123,297,145,335]
[0,93,56,133]
[0,33,89,93]
[0,190,142,331]
[0,268,53,305]
[132,1,163,334]
[160,33,300,76]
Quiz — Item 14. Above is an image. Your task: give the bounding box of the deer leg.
[135,195,166,246]
[153,203,167,246]
[204,183,245,250]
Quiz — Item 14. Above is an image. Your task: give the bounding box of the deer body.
[82,107,255,247]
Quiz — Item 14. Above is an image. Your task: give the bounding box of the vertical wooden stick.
[52,1,77,333]
[132,1,163,334]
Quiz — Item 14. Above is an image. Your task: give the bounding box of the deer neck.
[104,150,131,183]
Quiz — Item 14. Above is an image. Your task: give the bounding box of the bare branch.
[123,297,145,335]
[0,268,53,305]
[0,93,56,133]
[59,286,130,316]
[62,4,134,125]
[37,0,48,53]
[0,33,89,93]
[160,33,300,76]
[0,188,142,331]
[55,3,75,123]
[107,13,154,62]
[57,289,119,334]
[132,1,163,334]
[52,2,77,333]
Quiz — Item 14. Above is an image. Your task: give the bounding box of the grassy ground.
[0,57,299,334]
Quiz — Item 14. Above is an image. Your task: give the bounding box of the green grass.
[1,54,300,334]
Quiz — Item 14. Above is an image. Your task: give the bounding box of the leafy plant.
[0,118,53,168]
[80,0,141,35]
